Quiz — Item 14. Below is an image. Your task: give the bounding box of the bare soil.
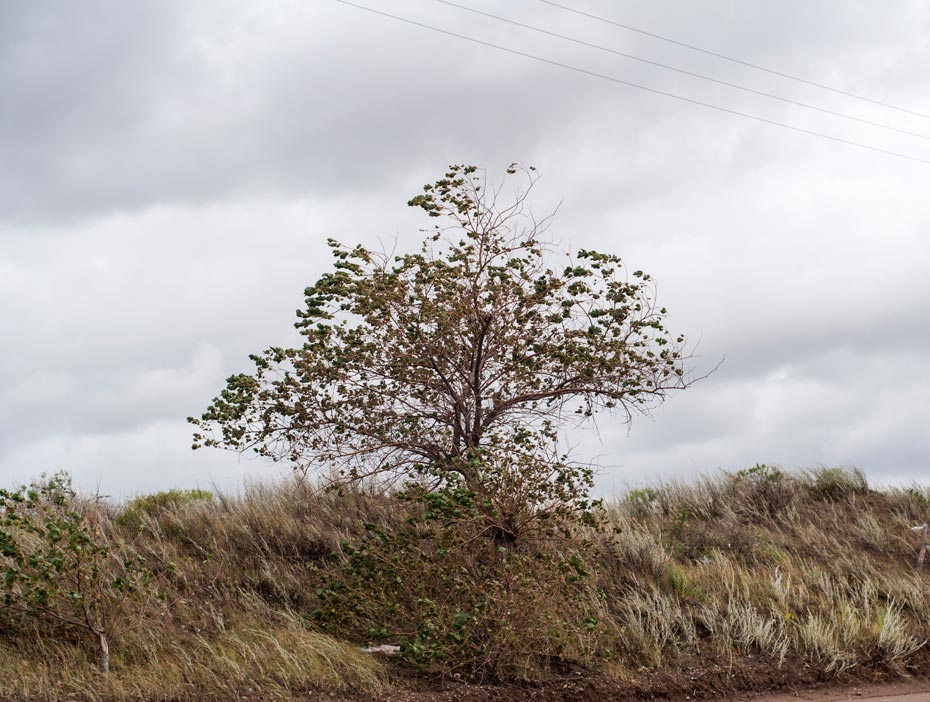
[345,654,930,702]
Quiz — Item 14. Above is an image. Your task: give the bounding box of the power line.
[541,0,930,121]
[334,1,930,167]
[435,0,930,142]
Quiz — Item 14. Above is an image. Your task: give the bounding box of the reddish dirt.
[345,655,930,702]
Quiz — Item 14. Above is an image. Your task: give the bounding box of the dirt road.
[731,680,930,702]
[833,694,930,702]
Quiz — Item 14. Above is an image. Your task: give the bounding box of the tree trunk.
[491,525,517,552]
[97,631,110,675]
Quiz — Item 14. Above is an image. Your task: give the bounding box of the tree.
[191,164,695,544]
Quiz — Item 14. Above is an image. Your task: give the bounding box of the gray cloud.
[2,0,929,495]
[6,1,927,225]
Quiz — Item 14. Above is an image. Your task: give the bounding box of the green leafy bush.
[735,463,783,483]
[312,486,612,679]
[0,473,164,673]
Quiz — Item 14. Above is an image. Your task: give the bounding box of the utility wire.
[436,0,930,142]
[334,1,930,167]
[541,0,930,121]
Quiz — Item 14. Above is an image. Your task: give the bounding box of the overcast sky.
[2,0,929,498]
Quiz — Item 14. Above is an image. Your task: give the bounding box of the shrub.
[0,473,165,673]
[312,486,612,679]
[735,463,783,483]
[730,464,796,520]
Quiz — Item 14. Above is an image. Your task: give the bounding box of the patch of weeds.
[666,506,691,557]
[905,488,930,511]
[117,489,213,532]
[736,464,783,483]
[665,564,704,601]
[625,488,659,517]
[806,467,868,502]
[731,464,795,520]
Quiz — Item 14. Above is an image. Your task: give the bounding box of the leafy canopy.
[191,164,694,540]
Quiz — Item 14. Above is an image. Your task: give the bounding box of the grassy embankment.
[2,466,930,701]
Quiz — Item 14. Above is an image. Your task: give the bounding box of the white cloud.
[0,419,258,498]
